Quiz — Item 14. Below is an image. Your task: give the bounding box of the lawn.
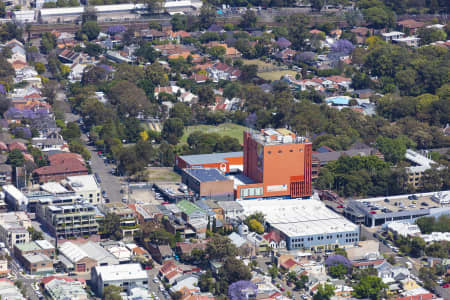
[180,123,247,144]
[146,167,181,182]
[257,70,299,81]
[242,59,281,72]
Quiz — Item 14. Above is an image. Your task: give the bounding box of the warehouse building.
[240,199,359,251]
[181,168,234,201]
[176,152,243,174]
[91,263,148,296]
[38,4,146,24]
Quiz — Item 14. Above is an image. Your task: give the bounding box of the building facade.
[39,203,99,239]
[91,263,149,296]
[238,129,312,200]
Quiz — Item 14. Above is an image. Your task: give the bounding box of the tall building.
[238,129,312,200]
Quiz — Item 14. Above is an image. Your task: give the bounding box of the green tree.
[248,219,264,234]
[287,14,310,50]
[352,276,386,300]
[417,28,447,45]
[313,283,335,300]
[7,149,24,167]
[240,64,258,83]
[40,32,57,54]
[206,234,238,261]
[103,285,122,300]
[0,2,5,18]
[35,62,46,74]
[161,118,184,145]
[328,264,348,279]
[27,227,44,241]
[295,274,309,290]
[239,10,258,28]
[135,42,159,63]
[268,264,278,279]
[197,86,215,106]
[199,5,216,30]
[207,46,226,59]
[81,21,100,41]
[310,0,325,11]
[99,213,122,240]
[376,136,413,164]
[220,256,252,284]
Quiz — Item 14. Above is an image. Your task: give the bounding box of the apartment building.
[63,175,102,204]
[99,203,138,241]
[0,212,31,248]
[39,203,99,239]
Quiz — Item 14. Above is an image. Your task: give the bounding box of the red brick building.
[33,156,88,183]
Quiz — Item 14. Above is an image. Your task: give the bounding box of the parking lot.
[360,194,441,214]
[129,187,162,205]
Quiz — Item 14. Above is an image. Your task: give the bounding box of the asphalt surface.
[85,140,123,203]
[10,259,41,300]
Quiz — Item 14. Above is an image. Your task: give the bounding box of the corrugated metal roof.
[179,151,242,166]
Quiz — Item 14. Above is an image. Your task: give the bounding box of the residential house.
[207,63,241,82]
[263,232,286,249]
[159,260,183,284]
[228,232,256,257]
[397,19,425,33]
[147,243,174,264]
[0,165,12,186]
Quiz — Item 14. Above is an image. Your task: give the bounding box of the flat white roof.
[382,31,404,37]
[40,3,145,16]
[41,182,69,194]
[239,199,358,237]
[66,174,99,191]
[3,185,28,205]
[95,263,148,282]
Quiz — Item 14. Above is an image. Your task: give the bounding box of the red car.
[370,211,377,214]
[280,287,285,292]
[442,283,449,288]
[337,205,343,208]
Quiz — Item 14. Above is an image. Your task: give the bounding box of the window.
[278,150,282,153]
[268,151,272,154]
[299,149,303,152]
[289,149,293,152]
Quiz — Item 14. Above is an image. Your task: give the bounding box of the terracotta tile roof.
[280,258,298,269]
[398,19,425,29]
[8,141,26,151]
[396,293,435,300]
[263,231,282,243]
[310,29,324,34]
[160,260,178,275]
[41,275,74,285]
[33,159,87,175]
[48,153,84,165]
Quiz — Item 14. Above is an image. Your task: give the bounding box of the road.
[85,140,123,203]
[147,264,170,300]
[10,259,41,300]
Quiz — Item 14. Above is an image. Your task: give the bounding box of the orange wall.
[242,132,312,198]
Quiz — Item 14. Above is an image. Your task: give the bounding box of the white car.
[153,278,158,283]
